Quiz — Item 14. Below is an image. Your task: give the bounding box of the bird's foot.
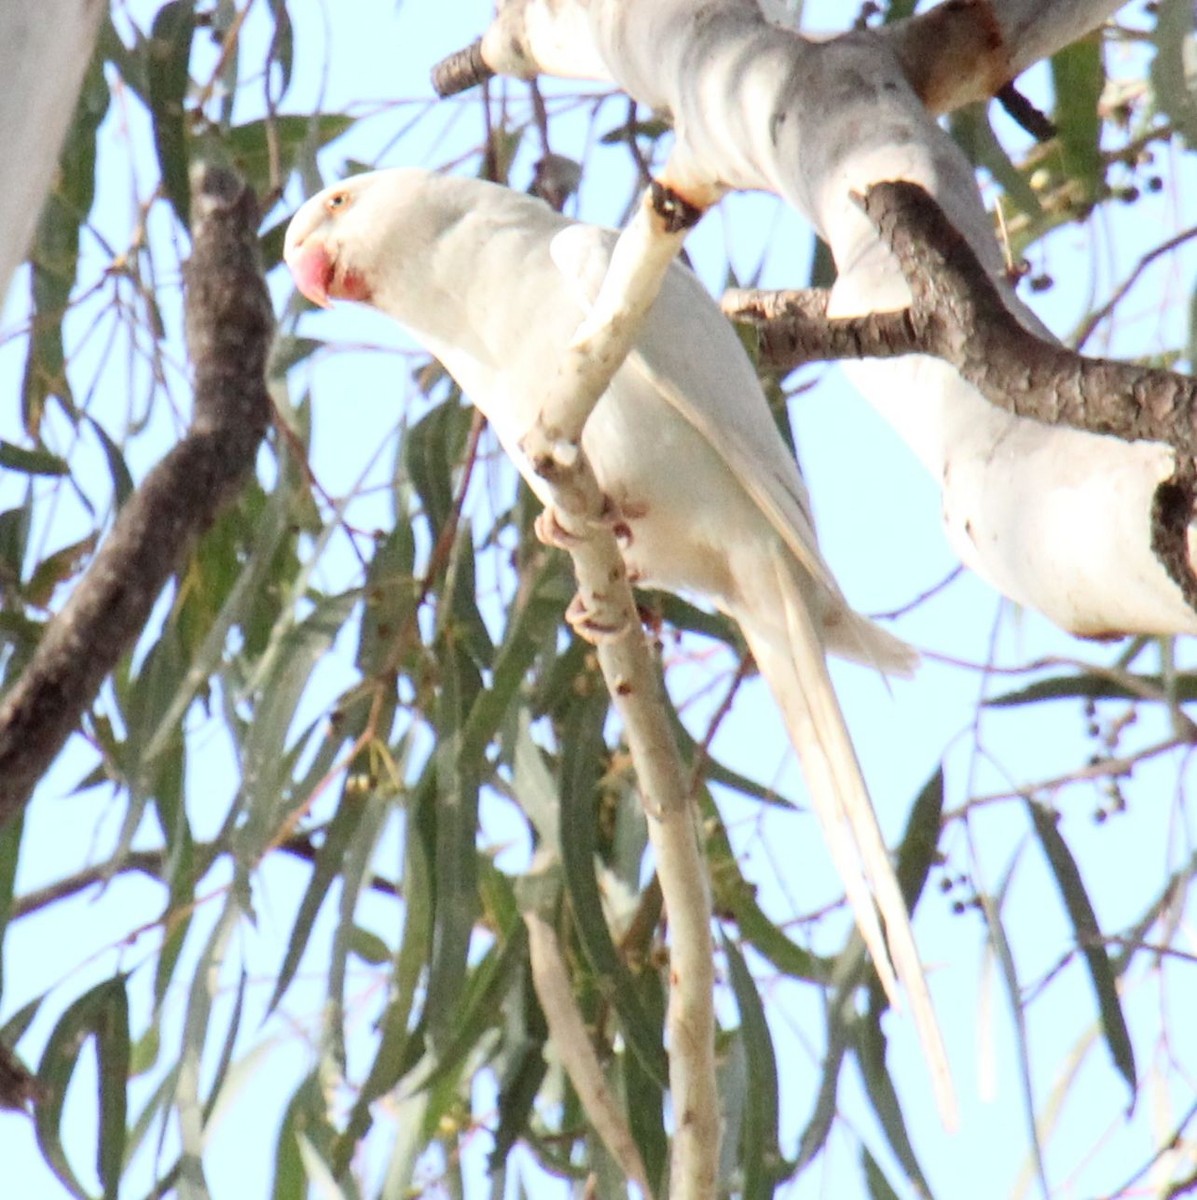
[534,498,639,552]
[534,505,585,551]
[565,592,629,644]
[535,500,644,643]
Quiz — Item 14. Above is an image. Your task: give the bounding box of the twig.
[524,913,653,1197]
[1074,222,1197,351]
[0,166,272,825]
[995,82,1057,142]
[869,564,964,621]
[8,831,403,922]
[1099,1094,1197,1200]
[430,38,493,98]
[957,736,1182,811]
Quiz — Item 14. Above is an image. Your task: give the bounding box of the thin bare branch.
[1074,223,1197,351]
[8,831,403,922]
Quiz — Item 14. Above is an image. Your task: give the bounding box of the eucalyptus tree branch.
[524,913,654,1198]
[9,850,167,920]
[722,286,923,368]
[0,167,272,825]
[724,180,1197,610]
[726,182,1197,456]
[435,0,1196,640]
[520,172,720,1200]
[519,176,706,457]
[430,0,1124,115]
[430,38,492,97]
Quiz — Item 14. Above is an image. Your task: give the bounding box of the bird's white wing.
[550,223,838,599]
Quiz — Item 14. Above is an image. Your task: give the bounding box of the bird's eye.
[325,191,349,213]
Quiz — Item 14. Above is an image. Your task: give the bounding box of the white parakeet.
[284,167,952,1114]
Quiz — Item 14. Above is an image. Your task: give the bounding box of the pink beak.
[286,237,335,309]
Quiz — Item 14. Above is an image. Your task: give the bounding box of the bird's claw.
[534,502,637,642]
[534,506,585,550]
[534,498,637,552]
[565,592,629,644]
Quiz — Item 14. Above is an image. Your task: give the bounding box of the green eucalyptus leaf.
[222,114,354,195]
[1025,800,1137,1096]
[0,442,69,477]
[987,672,1194,706]
[558,693,668,1087]
[1051,33,1104,208]
[147,1,197,229]
[35,976,130,1200]
[1151,0,1197,146]
[861,1146,904,1200]
[855,1006,933,1198]
[724,935,787,1199]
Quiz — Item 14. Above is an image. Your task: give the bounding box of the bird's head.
[284,175,402,314]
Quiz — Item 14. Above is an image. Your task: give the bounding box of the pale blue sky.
[3,2,1197,1197]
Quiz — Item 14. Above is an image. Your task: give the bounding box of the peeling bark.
[729,181,1197,460]
[881,0,1124,113]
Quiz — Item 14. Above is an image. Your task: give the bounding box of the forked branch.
[723,180,1197,612]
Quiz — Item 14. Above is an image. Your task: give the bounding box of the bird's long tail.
[737,544,957,1129]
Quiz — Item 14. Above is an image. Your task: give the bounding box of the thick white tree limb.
[470,0,1197,639]
[0,2,105,302]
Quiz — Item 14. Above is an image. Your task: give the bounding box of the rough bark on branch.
[431,37,491,96]
[727,182,1197,457]
[725,179,1197,617]
[0,167,272,825]
[723,287,923,368]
